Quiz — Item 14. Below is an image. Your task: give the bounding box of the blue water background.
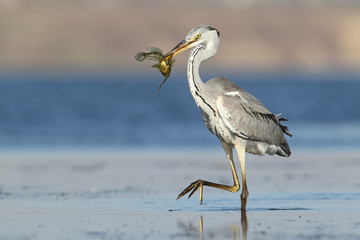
[0,72,359,150]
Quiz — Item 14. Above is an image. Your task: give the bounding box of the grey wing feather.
[215,86,291,147]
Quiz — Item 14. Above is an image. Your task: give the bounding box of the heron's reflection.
[177,210,248,240]
[199,210,248,240]
[240,210,248,240]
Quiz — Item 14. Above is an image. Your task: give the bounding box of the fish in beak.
[135,38,196,93]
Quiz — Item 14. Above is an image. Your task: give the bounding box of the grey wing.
[216,90,291,151]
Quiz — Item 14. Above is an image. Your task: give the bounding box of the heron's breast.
[201,111,234,144]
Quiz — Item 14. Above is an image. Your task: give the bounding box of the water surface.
[0,72,359,150]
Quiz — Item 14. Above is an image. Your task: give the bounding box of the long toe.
[177,180,202,200]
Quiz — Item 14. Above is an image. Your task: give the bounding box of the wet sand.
[0,148,359,239]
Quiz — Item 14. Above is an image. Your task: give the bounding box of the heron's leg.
[177,141,240,204]
[221,141,240,192]
[234,139,248,210]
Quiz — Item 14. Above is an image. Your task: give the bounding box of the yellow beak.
[165,39,195,60]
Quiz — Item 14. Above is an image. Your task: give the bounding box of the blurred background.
[0,0,360,151]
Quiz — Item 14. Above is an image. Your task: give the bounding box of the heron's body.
[165,25,291,209]
[193,75,290,157]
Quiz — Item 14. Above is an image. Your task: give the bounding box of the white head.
[165,25,220,61]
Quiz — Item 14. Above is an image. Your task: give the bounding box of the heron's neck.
[187,46,216,115]
[187,46,204,100]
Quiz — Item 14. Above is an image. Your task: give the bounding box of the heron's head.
[165,25,220,60]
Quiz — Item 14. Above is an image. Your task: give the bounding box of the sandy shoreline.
[2,2,360,72]
[1,148,359,192]
[1,148,360,239]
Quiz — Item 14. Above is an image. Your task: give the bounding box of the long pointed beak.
[165,39,194,60]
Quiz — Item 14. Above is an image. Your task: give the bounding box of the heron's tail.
[279,139,291,157]
[276,114,292,157]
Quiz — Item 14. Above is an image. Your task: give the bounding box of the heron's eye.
[194,33,201,40]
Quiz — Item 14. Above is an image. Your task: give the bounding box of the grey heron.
[165,25,292,210]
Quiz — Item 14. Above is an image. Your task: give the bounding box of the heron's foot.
[177,179,204,204]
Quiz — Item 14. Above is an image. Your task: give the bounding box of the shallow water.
[1,149,360,239]
[1,191,360,240]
